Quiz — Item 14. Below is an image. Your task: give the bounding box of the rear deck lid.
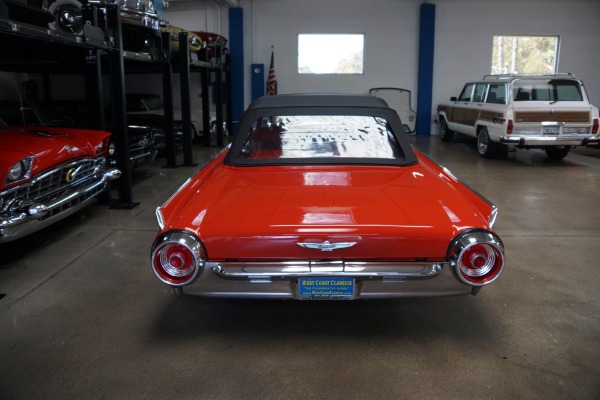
[162,164,491,261]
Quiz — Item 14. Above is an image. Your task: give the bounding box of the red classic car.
[151,94,505,300]
[0,125,120,243]
[194,31,227,58]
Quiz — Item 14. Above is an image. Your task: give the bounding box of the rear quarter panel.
[413,148,497,231]
[159,147,230,230]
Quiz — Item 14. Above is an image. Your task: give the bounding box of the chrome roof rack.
[482,73,576,80]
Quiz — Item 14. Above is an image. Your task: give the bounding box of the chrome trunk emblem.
[297,240,357,252]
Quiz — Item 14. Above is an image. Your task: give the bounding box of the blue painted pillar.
[154,0,164,19]
[416,3,435,135]
[229,8,244,135]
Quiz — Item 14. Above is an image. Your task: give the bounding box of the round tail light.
[448,230,505,286]
[151,231,206,286]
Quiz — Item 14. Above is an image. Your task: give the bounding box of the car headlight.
[108,143,116,157]
[96,140,106,154]
[6,156,33,185]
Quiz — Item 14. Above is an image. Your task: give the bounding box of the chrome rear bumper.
[176,260,475,299]
[500,134,599,147]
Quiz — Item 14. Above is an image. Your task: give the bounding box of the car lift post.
[161,30,177,168]
[106,4,137,208]
[179,31,196,166]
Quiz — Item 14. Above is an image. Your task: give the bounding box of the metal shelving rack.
[0,2,230,208]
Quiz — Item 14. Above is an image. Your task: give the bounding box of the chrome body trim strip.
[210,261,443,279]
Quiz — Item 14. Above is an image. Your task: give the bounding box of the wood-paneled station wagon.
[437,74,599,159]
[151,94,505,300]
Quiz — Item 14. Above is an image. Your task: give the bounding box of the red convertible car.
[151,94,505,300]
[0,126,120,243]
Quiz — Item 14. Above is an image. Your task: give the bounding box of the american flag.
[266,46,277,96]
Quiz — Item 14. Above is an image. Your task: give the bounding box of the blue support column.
[416,3,436,135]
[229,8,244,135]
[154,0,164,19]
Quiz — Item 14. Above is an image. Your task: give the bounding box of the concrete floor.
[1,136,599,399]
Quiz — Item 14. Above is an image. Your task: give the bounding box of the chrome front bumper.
[174,260,476,299]
[0,168,121,243]
[130,148,158,168]
[500,134,599,147]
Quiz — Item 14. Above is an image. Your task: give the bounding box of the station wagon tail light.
[151,231,206,286]
[593,118,599,134]
[507,119,513,135]
[447,230,505,286]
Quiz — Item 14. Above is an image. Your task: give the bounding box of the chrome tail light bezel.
[447,229,505,287]
[151,230,206,286]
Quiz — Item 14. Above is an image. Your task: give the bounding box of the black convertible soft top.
[246,93,391,110]
[226,93,418,166]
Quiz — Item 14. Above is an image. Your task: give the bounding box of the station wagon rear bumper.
[500,134,599,147]
[172,260,476,299]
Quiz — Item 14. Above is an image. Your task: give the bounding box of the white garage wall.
[124,1,230,111]
[241,0,420,97]
[206,0,599,133]
[1,0,596,134]
[163,1,226,40]
[433,0,600,133]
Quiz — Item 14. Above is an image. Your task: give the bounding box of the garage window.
[298,34,364,74]
[491,35,559,74]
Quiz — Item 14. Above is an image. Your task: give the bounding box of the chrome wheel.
[477,130,489,154]
[476,127,499,158]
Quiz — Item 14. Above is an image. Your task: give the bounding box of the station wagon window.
[486,84,507,104]
[473,84,487,103]
[458,84,475,102]
[513,79,583,102]
[236,115,404,161]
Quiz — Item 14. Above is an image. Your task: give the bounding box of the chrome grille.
[89,0,155,13]
[0,158,106,212]
[113,0,155,12]
[42,183,105,221]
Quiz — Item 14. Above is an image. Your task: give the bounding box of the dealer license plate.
[543,127,560,134]
[298,277,355,300]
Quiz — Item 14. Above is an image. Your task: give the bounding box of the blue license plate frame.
[298,277,355,300]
